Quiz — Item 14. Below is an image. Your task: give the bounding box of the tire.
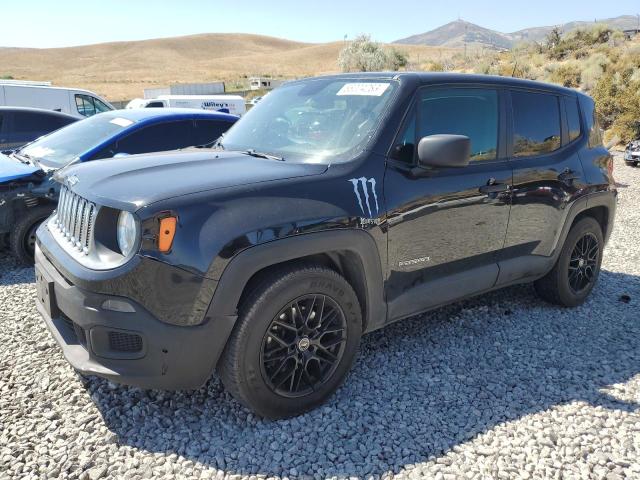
[10,205,54,265]
[625,161,637,167]
[218,264,362,419]
[534,217,604,307]
[0,233,8,251]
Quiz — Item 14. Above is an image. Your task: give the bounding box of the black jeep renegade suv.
[35,73,616,418]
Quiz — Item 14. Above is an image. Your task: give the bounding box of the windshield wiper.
[11,151,35,165]
[242,149,284,161]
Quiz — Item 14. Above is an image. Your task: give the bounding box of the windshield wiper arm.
[242,149,284,161]
[11,151,34,165]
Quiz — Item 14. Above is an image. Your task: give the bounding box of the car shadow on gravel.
[88,269,640,478]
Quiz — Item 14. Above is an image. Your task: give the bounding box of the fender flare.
[199,229,387,378]
[204,228,386,330]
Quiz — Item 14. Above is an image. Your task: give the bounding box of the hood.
[0,152,42,184]
[56,150,328,210]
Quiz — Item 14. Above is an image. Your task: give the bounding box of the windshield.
[221,78,398,163]
[20,113,134,168]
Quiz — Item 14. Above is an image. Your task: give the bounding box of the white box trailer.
[126,95,246,116]
[0,82,114,118]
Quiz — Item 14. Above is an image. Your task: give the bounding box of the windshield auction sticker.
[337,83,390,96]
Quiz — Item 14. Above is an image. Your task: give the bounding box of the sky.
[0,0,638,48]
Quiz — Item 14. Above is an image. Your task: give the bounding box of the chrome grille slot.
[53,187,96,256]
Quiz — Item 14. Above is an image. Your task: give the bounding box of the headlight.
[117,211,138,257]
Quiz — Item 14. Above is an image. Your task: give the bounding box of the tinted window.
[193,120,233,146]
[116,121,194,154]
[416,88,498,161]
[512,91,561,157]
[390,107,416,163]
[13,111,74,136]
[565,97,582,143]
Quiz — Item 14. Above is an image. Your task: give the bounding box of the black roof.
[290,72,582,97]
[0,106,78,119]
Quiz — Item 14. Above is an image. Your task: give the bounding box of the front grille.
[53,187,96,255]
[108,331,143,353]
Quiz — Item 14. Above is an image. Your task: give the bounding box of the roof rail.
[0,79,52,86]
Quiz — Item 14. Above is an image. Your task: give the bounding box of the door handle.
[479,178,511,194]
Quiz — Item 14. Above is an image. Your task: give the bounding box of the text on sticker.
[336,83,390,97]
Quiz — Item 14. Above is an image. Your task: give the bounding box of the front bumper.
[34,244,236,390]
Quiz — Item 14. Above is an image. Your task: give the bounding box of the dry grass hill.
[0,33,457,101]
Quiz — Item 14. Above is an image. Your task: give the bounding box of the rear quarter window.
[579,96,603,149]
[564,97,582,143]
[511,91,561,158]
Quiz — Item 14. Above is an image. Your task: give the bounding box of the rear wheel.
[534,217,604,307]
[218,264,362,418]
[625,160,638,167]
[10,205,54,265]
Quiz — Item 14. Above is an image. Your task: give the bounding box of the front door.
[384,86,512,321]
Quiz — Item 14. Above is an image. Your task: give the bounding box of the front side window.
[391,88,499,164]
[512,91,561,157]
[75,94,97,117]
[221,78,398,163]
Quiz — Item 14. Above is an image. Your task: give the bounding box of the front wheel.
[10,205,54,265]
[218,264,362,418]
[534,217,604,307]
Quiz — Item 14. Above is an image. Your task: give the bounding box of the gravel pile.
[1,154,639,480]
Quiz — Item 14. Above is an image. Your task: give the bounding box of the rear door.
[497,89,587,284]
[384,85,512,321]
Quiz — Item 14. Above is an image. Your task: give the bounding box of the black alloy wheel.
[568,233,599,293]
[260,294,347,398]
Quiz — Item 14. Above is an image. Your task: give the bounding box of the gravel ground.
[1,153,639,480]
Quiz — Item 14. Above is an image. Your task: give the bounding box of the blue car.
[0,108,238,263]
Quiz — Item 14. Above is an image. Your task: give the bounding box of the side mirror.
[417,134,471,168]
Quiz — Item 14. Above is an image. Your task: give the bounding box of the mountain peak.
[394,14,638,50]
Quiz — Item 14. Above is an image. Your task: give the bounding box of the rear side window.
[193,120,233,146]
[565,97,582,143]
[511,91,561,157]
[115,121,195,155]
[12,112,73,137]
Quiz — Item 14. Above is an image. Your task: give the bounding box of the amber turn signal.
[158,216,177,253]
